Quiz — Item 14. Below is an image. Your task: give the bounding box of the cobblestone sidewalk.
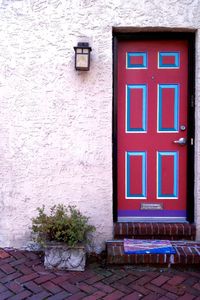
[0,249,199,299]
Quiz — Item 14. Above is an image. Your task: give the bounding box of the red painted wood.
[117,40,188,219]
[161,88,175,129]
[129,155,143,196]
[130,55,143,66]
[162,55,176,65]
[161,155,174,195]
[129,88,143,130]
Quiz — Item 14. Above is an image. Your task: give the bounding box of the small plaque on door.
[141,203,163,210]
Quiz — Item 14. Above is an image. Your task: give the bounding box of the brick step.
[107,240,200,266]
[114,223,196,240]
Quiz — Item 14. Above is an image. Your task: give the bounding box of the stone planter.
[44,242,86,271]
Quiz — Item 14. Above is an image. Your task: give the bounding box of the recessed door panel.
[157,151,179,199]
[158,84,179,132]
[126,85,147,132]
[125,151,147,199]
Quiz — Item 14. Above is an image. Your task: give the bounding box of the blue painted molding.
[158,84,179,132]
[126,151,147,199]
[157,151,179,198]
[126,84,147,132]
[127,52,147,69]
[158,52,180,68]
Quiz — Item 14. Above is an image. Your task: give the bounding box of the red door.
[117,39,188,222]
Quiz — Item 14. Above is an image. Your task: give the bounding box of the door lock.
[180,125,186,131]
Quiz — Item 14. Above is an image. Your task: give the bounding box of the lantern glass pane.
[83,49,89,54]
[76,54,89,68]
[76,48,82,54]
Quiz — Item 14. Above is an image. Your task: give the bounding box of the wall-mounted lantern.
[74,42,92,71]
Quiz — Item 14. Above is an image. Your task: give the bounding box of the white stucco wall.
[0,0,200,252]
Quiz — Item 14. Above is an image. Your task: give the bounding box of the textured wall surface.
[0,0,200,252]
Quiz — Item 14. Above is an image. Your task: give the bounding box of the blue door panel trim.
[126,84,147,132]
[157,151,179,199]
[126,151,147,199]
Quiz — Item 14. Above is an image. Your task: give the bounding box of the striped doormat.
[124,239,176,254]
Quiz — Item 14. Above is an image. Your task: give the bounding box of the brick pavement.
[0,249,199,299]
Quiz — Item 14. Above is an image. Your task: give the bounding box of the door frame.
[112,31,195,223]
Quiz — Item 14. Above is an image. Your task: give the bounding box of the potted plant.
[31,204,95,271]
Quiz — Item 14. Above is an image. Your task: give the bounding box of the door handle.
[173,137,187,145]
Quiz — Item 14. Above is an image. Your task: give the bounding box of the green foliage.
[31,204,95,247]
